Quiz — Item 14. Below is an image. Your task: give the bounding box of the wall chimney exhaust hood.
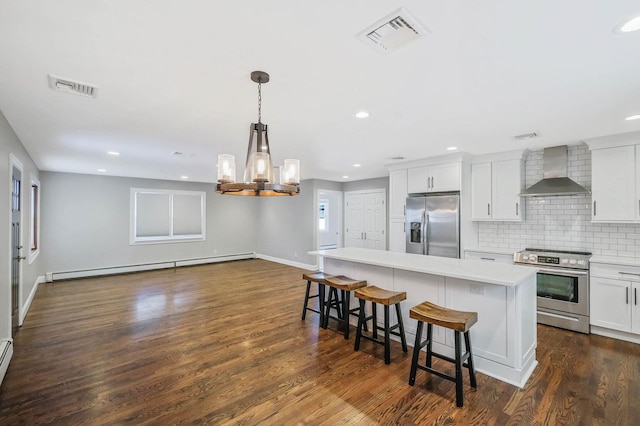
[519,145,590,197]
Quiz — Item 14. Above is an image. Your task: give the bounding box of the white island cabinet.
[310,247,538,388]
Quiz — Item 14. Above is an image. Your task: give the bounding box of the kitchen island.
[310,247,538,387]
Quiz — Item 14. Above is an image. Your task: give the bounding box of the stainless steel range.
[514,248,591,334]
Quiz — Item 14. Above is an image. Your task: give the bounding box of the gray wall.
[0,109,43,336]
[343,177,388,193]
[40,172,259,274]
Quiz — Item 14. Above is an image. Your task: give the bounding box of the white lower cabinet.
[590,263,640,335]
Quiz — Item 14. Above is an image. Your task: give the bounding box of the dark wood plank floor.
[1,259,639,425]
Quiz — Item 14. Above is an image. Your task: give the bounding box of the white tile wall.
[478,144,640,258]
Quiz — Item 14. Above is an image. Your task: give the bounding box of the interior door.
[11,166,22,336]
[345,193,365,248]
[363,192,386,250]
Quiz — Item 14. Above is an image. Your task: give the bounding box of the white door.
[345,189,386,250]
[345,193,365,248]
[11,165,22,336]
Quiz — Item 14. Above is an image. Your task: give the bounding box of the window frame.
[129,188,206,245]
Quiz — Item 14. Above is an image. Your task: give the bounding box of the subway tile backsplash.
[477,144,640,258]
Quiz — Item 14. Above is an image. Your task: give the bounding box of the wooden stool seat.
[354,286,408,364]
[355,286,407,306]
[408,301,478,408]
[409,301,477,333]
[301,271,333,324]
[323,276,367,339]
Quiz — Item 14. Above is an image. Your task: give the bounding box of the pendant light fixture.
[216,71,300,196]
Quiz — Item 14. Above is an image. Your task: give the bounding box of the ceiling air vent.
[48,74,99,98]
[514,132,539,141]
[357,8,429,54]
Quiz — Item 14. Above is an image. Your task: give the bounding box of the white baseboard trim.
[46,252,257,281]
[256,254,316,271]
[0,339,13,386]
[20,275,45,325]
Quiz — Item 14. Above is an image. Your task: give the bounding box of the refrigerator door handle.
[421,211,427,255]
[424,213,430,255]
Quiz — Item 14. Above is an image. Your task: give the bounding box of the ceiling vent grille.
[48,74,99,98]
[514,132,539,141]
[357,8,429,54]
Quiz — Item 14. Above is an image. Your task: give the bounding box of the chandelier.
[216,71,300,196]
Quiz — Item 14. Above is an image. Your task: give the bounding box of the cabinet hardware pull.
[487,204,490,216]
[431,176,434,189]
[626,287,629,304]
[619,272,640,277]
[480,257,495,261]
[593,201,596,216]
[516,202,519,216]
[636,288,638,306]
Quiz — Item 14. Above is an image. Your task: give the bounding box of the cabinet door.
[471,163,492,220]
[591,146,636,221]
[389,219,406,252]
[633,283,640,334]
[430,162,461,192]
[590,276,631,332]
[637,147,640,221]
[389,169,407,219]
[492,159,523,220]
[407,166,430,194]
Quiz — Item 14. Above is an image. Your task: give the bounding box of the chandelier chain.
[257,81,262,123]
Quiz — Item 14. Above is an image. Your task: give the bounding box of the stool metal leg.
[342,289,350,339]
[426,324,433,368]
[318,283,326,328]
[454,331,464,407]
[465,331,477,388]
[409,321,424,386]
[383,305,391,364]
[395,303,408,353]
[301,280,312,320]
[354,299,366,351]
[372,302,378,339]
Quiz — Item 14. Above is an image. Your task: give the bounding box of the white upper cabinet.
[591,145,636,222]
[389,169,408,219]
[471,157,524,221]
[407,162,460,194]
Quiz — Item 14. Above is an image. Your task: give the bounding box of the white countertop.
[310,248,537,287]
[590,255,640,268]
[464,246,519,256]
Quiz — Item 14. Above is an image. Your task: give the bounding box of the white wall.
[40,172,259,274]
[478,144,640,257]
[0,109,43,337]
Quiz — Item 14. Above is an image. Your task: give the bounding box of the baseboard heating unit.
[1,339,13,386]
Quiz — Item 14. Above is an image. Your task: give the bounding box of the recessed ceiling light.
[613,15,640,34]
[342,175,349,179]
[625,114,640,121]
[447,146,458,151]
[107,151,120,156]
[355,111,369,119]
[97,169,106,172]
[180,176,189,179]
[353,164,361,167]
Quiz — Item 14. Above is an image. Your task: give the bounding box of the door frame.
[315,189,343,251]
[8,154,24,332]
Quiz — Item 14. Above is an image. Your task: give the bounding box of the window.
[29,175,40,263]
[130,188,206,244]
[318,199,328,232]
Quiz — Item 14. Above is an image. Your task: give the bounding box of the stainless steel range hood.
[520,145,590,197]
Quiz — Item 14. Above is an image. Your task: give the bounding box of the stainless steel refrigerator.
[405,193,460,258]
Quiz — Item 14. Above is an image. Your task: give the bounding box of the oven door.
[536,267,588,316]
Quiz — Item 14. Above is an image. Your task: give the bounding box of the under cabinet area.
[470,153,525,221]
[407,162,460,194]
[590,261,640,342]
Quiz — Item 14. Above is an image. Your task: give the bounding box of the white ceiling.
[1,1,639,183]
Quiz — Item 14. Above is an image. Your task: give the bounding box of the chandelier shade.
[216,71,300,197]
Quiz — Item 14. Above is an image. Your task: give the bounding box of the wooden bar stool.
[408,301,478,408]
[323,275,367,339]
[354,286,408,364]
[301,272,332,326]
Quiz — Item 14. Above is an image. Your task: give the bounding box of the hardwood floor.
[1,259,639,425]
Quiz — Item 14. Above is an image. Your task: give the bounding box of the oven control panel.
[513,249,591,270]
